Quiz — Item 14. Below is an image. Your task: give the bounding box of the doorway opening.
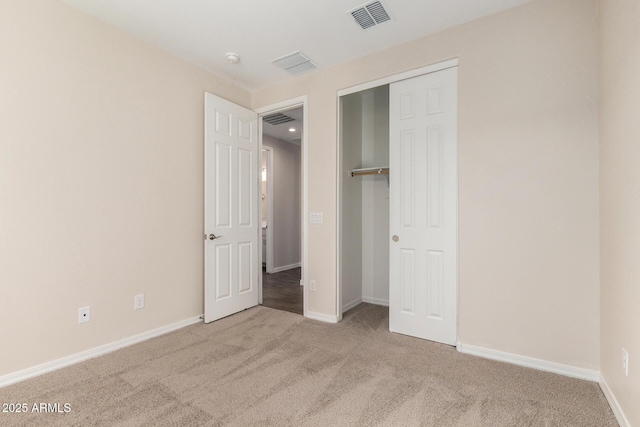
[339,85,391,315]
[258,103,306,316]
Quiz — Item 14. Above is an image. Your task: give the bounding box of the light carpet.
[0,304,617,426]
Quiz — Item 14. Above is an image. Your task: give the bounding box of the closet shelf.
[350,167,389,177]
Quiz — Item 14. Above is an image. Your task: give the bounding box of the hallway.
[261,267,302,315]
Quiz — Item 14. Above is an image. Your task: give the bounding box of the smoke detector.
[348,1,391,30]
[226,52,240,64]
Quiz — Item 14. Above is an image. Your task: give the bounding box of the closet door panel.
[389,66,458,345]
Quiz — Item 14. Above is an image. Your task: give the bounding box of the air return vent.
[349,1,391,30]
[263,112,295,125]
[271,51,318,76]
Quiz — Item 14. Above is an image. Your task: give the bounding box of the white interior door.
[204,93,259,323]
[389,67,458,345]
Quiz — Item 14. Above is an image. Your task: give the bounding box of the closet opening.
[339,85,391,315]
[337,60,459,345]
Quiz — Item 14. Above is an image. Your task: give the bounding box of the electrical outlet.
[309,212,323,224]
[134,294,145,310]
[622,347,629,377]
[309,280,317,292]
[78,306,91,324]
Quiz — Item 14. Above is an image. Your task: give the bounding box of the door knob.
[208,234,222,240]
[392,235,399,242]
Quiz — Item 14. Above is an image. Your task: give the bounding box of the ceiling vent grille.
[263,112,295,125]
[290,138,302,145]
[271,51,318,76]
[349,1,391,30]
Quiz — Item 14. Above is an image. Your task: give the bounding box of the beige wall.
[0,0,250,376]
[254,0,600,369]
[262,134,301,270]
[599,0,640,424]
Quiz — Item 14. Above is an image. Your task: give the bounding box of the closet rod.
[350,167,389,177]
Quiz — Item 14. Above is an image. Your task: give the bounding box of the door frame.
[261,146,274,274]
[335,58,459,322]
[255,96,309,317]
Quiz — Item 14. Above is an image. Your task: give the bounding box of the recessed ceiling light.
[226,52,240,64]
[289,128,296,132]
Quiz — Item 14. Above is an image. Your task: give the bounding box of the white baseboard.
[342,297,362,313]
[305,310,339,323]
[456,342,600,382]
[600,375,631,427]
[362,296,389,307]
[342,296,390,313]
[0,315,203,388]
[271,262,301,273]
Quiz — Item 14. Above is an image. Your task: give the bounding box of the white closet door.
[389,67,458,345]
[204,93,259,323]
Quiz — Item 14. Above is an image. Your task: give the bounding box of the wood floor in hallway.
[261,267,302,315]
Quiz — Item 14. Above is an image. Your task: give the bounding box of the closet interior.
[340,84,390,313]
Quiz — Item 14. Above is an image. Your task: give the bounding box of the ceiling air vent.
[271,51,318,76]
[349,1,391,30]
[290,138,302,145]
[263,112,295,125]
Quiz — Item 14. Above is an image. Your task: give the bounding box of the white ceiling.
[59,0,532,91]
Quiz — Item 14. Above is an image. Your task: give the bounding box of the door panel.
[215,142,231,227]
[238,147,252,227]
[238,241,253,294]
[205,93,259,323]
[389,67,458,345]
